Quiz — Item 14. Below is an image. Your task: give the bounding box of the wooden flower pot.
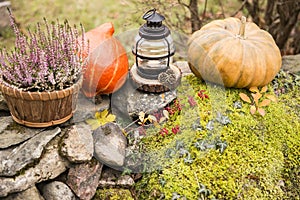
[0,78,82,128]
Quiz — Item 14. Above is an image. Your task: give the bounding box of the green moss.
[93,188,134,200]
[134,75,300,199]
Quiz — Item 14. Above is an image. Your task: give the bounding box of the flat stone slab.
[0,116,43,149]
[0,134,70,197]
[98,167,134,188]
[111,78,177,118]
[0,127,61,176]
[2,186,44,200]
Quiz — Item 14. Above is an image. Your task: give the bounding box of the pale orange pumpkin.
[81,22,128,97]
[188,17,282,88]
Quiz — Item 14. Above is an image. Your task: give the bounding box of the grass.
[0,0,142,49]
[1,0,244,49]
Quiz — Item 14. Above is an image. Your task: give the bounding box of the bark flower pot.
[0,78,82,128]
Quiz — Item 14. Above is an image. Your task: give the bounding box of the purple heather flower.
[0,10,88,92]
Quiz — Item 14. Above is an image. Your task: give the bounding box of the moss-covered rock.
[93,188,134,200]
[134,74,300,199]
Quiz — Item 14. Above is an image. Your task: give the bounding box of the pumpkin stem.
[238,16,246,39]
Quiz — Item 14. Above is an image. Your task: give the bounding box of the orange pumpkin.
[81,22,128,97]
[188,17,282,88]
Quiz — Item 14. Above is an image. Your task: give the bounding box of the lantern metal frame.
[130,9,181,93]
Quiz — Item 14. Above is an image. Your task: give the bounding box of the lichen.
[134,75,300,199]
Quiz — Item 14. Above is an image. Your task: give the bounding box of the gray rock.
[2,185,45,200]
[116,175,135,188]
[98,167,134,189]
[66,159,103,200]
[111,79,177,118]
[93,122,127,168]
[72,92,110,123]
[0,127,61,176]
[60,123,93,163]
[174,61,193,76]
[0,116,43,149]
[40,181,76,200]
[0,134,70,197]
[0,1,11,30]
[0,92,9,112]
[282,54,300,75]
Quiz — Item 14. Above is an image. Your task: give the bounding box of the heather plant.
[0,9,88,92]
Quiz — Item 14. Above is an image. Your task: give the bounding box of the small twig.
[178,0,189,9]
[202,0,208,19]
[218,0,226,18]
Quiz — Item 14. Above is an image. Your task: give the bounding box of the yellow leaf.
[257,108,266,116]
[260,86,268,93]
[249,87,259,93]
[95,109,108,119]
[86,118,101,130]
[259,99,271,107]
[239,93,251,104]
[100,109,109,118]
[265,94,277,102]
[106,114,116,122]
[87,110,116,130]
[250,105,256,115]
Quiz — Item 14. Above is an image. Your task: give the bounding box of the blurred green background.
[0,0,243,49]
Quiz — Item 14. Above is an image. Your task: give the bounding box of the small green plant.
[86,109,116,130]
[239,86,277,116]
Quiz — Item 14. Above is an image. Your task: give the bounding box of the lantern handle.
[143,8,156,20]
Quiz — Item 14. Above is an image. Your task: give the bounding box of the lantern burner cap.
[143,8,165,24]
[139,9,170,40]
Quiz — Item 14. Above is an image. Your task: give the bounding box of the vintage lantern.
[130,9,181,93]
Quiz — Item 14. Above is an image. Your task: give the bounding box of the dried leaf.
[265,94,277,102]
[239,93,251,104]
[261,86,268,93]
[147,115,157,122]
[257,108,266,116]
[259,99,271,107]
[138,111,145,122]
[163,110,169,119]
[250,105,256,115]
[159,117,167,123]
[249,87,259,93]
[251,93,262,106]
